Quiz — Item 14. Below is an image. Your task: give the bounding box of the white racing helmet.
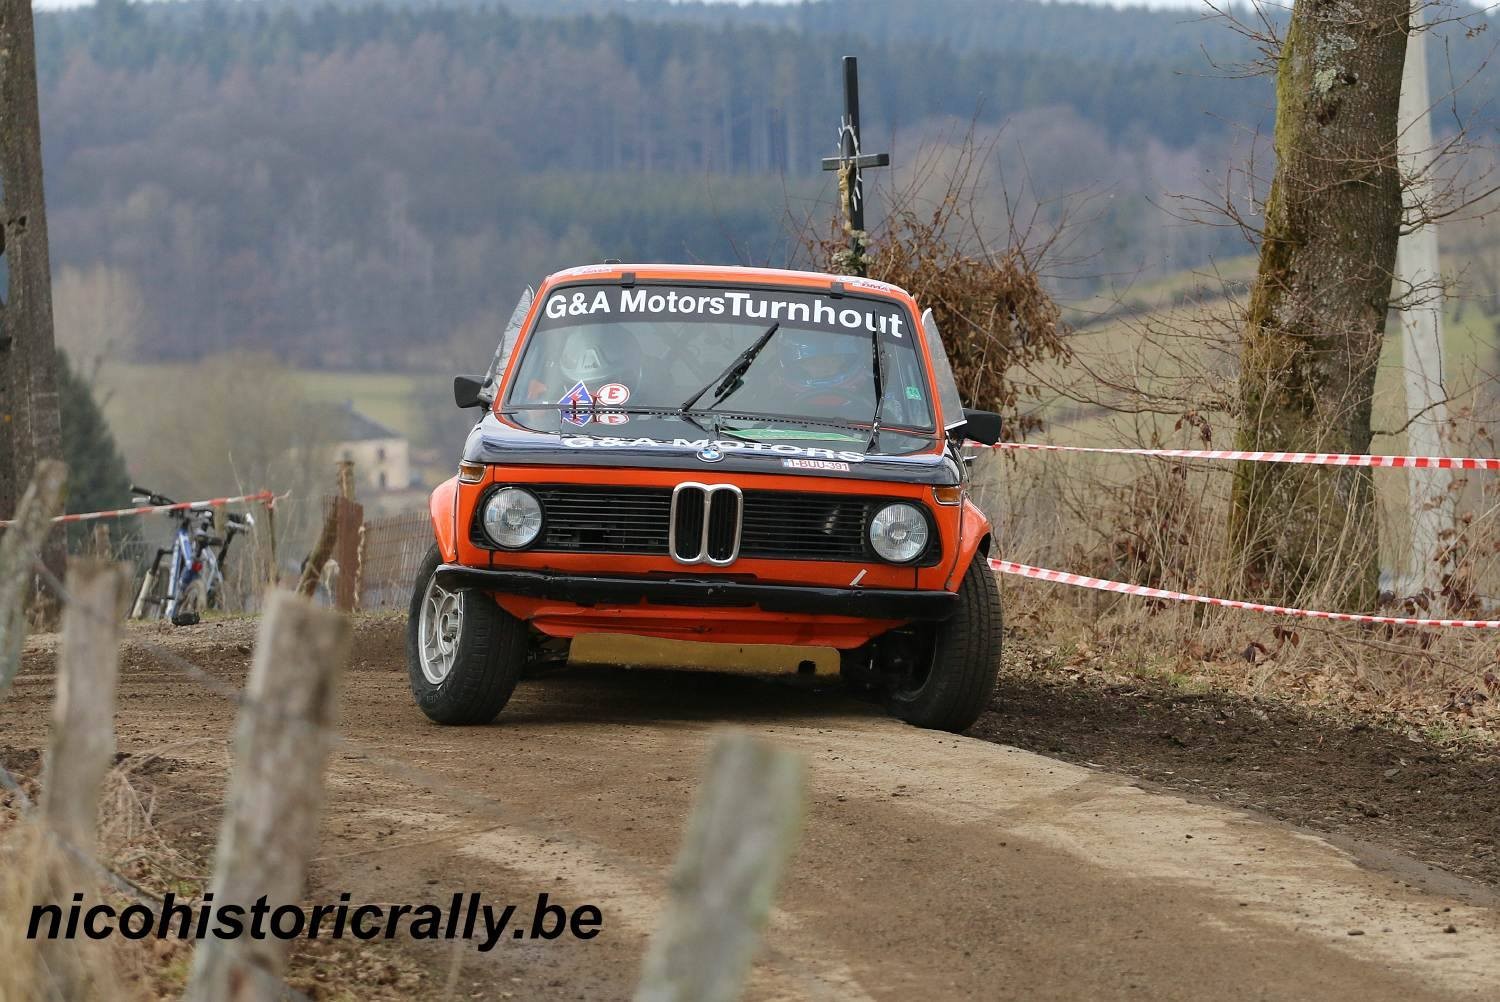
[557,325,643,388]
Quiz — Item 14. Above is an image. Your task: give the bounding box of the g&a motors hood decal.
[462,415,961,485]
[559,435,868,464]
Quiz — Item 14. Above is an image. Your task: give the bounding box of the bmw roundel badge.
[697,444,725,463]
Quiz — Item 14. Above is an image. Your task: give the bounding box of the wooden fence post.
[332,497,363,612]
[354,520,368,611]
[90,522,110,558]
[634,733,805,1002]
[0,459,65,697]
[261,498,278,594]
[185,591,350,1002]
[297,460,354,598]
[36,557,125,1001]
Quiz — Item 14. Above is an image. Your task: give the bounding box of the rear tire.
[406,544,526,725]
[885,558,1002,733]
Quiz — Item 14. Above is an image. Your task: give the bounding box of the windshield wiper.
[679,322,780,413]
[867,340,887,453]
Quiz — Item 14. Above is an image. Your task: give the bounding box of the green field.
[100,363,433,444]
[1010,253,1500,581]
[1049,252,1500,453]
[290,370,434,442]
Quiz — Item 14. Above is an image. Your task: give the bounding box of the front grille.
[670,484,742,565]
[707,492,740,562]
[471,484,937,565]
[472,485,671,554]
[671,488,705,561]
[740,492,870,561]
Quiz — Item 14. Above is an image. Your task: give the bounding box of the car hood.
[462,412,961,485]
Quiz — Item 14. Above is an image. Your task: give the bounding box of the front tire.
[406,544,526,725]
[885,558,1002,732]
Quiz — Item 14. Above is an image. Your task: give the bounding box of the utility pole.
[0,0,63,515]
[820,56,889,277]
[0,0,65,616]
[1395,2,1453,597]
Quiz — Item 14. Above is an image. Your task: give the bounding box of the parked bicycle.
[128,485,254,625]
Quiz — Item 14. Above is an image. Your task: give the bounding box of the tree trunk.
[0,0,63,516]
[0,0,65,628]
[1229,0,1409,607]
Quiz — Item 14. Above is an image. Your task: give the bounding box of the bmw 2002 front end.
[407,264,1004,732]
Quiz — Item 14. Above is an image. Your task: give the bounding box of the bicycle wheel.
[131,563,170,620]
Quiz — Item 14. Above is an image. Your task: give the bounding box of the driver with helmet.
[522,324,645,402]
[771,330,875,411]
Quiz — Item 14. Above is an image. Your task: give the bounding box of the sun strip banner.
[989,559,1500,629]
[989,442,1500,470]
[0,490,275,528]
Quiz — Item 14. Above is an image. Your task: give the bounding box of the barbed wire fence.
[1,464,813,1002]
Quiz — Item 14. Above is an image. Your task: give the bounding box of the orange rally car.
[408,263,1004,732]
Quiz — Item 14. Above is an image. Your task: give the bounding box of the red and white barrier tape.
[990,558,1500,629]
[0,490,275,529]
[990,441,1500,470]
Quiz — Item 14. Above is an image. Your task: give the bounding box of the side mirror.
[954,408,1002,446]
[453,375,487,409]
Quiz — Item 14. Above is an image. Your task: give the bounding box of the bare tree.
[1228,0,1411,607]
[52,264,147,378]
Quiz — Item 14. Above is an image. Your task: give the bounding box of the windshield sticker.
[904,386,924,400]
[560,436,867,463]
[783,458,851,472]
[840,276,900,294]
[558,380,593,407]
[541,286,908,340]
[558,381,594,426]
[597,382,631,406]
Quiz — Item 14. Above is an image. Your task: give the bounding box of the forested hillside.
[31,0,1493,367]
[493,0,1245,62]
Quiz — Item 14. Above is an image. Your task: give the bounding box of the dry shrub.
[0,821,44,1002]
[992,459,1500,739]
[0,756,204,1001]
[973,287,1500,740]
[798,130,1071,432]
[0,822,146,1002]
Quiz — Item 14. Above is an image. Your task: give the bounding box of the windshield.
[502,283,936,451]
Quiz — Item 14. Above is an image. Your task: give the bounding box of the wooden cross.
[820,56,890,277]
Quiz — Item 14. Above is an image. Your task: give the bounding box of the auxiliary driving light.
[481,487,543,549]
[868,502,929,563]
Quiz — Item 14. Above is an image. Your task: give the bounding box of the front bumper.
[433,564,958,621]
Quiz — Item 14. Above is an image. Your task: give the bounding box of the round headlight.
[868,502,930,563]
[481,487,543,549]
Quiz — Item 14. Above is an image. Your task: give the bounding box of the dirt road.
[5,616,1499,1000]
